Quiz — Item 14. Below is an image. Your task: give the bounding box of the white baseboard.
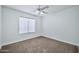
[2,34,79,47]
[43,35,79,46]
[2,34,41,46]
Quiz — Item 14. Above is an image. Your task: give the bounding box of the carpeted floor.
[0,36,78,53]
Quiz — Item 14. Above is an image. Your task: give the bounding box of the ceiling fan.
[36,5,49,15]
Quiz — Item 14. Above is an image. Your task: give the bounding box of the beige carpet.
[1,36,78,53]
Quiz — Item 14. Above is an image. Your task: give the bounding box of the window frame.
[19,16,36,34]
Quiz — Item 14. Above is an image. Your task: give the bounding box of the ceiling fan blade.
[37,5,49,11]
[41,6,49,10]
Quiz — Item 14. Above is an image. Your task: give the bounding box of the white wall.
[43,6,79,46]
[2,6,79,46]
[0,6,2,48]
[2,7,42,46]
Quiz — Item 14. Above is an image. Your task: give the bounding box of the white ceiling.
[4,5,74,16]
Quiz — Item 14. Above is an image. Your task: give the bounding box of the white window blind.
[28,19,35,32]
[19,17,35,34]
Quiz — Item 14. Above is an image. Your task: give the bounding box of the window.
[28,19,35,32]
[19,17,35,34]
